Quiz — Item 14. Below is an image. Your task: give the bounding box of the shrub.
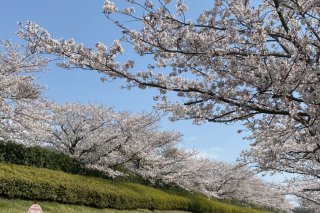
[0,141,108,177]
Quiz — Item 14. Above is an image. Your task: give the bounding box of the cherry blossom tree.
[0,40,50,144]
[17,0,320,207]
[135,151,292,212]
[47,102,182,176]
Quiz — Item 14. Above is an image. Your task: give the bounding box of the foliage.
[0,141,115,179]
[0,162,271,213]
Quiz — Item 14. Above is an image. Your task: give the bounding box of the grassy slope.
[0,197,190,213]
[0,163,271,213]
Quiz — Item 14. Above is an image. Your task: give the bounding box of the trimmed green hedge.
[0,142,194,190]
[0,141,152,184]
[0,141,83,173]
[0,141,196,194]
[0,163,271,213]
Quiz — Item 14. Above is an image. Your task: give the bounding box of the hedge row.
[0,163,270,213]
[0,141,154,185]
[0,141,81,172]
[0,141,203,193]
[0,141,199,197]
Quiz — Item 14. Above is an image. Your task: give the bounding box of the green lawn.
[0,197,191,213]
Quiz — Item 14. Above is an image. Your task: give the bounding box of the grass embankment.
[0,163,271,213]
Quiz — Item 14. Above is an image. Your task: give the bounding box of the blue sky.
[0,0,250,163]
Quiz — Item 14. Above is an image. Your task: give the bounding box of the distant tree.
[47,103,182,176]
[136,151,292,212]
[17,0,320,206]
[0,40,50,144]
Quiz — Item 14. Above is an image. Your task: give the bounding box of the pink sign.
[28,204,42,213]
